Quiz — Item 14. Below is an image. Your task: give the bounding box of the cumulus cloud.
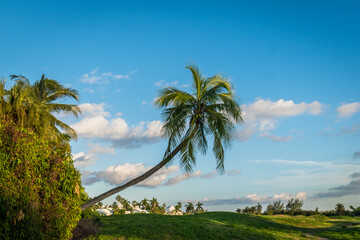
[82,163,182,187]
[88,143,115,154]
[337,102,360,118]
[237,99,325,142]
[164,171,202,185]
[80,68,137,84]
[197,192,307,206]
[71,110,163,148]
[79,103,110,117]
[73,152,96,167]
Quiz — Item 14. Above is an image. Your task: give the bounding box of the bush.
[71,218,100,240]
[0,117,83,239]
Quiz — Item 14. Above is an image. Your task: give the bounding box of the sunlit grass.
[86,212,360,240]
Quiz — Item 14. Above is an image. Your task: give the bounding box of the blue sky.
[1,0,359,211]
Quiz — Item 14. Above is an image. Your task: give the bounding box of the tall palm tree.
[9,74,80,141]
[140,198,149,210]
[150,197,159,209]
[1,74,80,144]
[185,202,194,213]
[195,201,204,213]
[171,202,183,215]
[132,200,139,208]
[81,65,243,210]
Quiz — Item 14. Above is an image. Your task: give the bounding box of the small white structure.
[96,208,113,216]
[133,206,148,213]
[165,206,175,214]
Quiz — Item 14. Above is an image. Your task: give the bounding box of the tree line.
[92,195,206,215]
[236,199,360,217]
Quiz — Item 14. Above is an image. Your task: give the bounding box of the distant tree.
[242,206,256,214]
[273,200,285,214]
[150,198,159,210]
[255,203,262,215]
[265,200,285,215]
[236,208,242,213]
[172,202,183,215]
[132,200,139,208]
[185,202,195,213]
[286,198,303,215]
[140,198,150,210]
[115,195,126,205]
[123,200,133,212]
[196,201,204,213]
[314,207,319,215]
[335,203,345,216]
[350,205,360,216]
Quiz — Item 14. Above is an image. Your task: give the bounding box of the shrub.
[71,218,100,240]
[0,117,83,239]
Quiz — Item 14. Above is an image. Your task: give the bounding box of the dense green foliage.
[155,65,243,173]
[85,212,360,240]
[0,117,82,239]
[0,75,80,148]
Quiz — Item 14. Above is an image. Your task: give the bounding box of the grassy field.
[87,212,360,240]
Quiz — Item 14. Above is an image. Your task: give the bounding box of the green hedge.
[0,117,82,239]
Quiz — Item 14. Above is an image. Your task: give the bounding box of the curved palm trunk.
[81,141,185,211]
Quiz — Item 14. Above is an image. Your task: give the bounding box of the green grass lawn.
[87,212,360,240]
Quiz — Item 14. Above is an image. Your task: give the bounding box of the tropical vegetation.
[0,75,82,239]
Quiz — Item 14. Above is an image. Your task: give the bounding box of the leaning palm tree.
[81,65,243,210]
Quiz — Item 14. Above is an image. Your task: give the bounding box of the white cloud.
[83,163,179,187]
[337,102,360,118]
[155,80,178,88]
[71,114,164,148]
[72,152,96,167]
[243,99,324,120]
[80,68,137,84]
[164,171,202,185]
[82,162,241,187]
[88,143,115,154]
[79,103,110,117]
[236,99,325,142]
